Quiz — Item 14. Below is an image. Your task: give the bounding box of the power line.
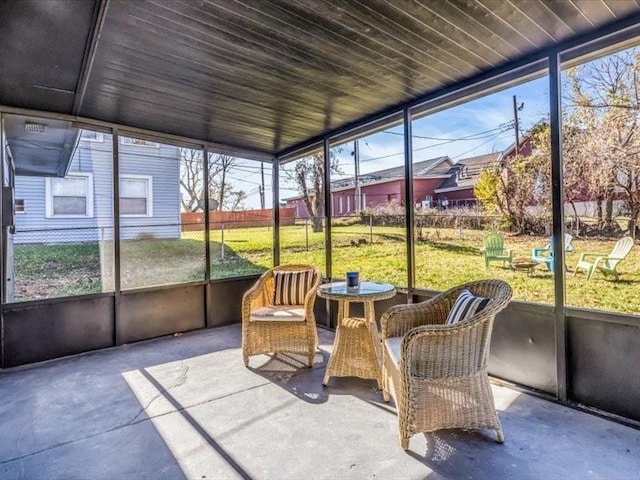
[353,125,513,164]
[225,165,272,176]
[223,174,264,187]
[381,121,514,141]
[451,132,511,160]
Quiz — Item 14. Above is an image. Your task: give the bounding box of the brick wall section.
[181,207,295,231]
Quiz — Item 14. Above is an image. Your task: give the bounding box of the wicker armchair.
[380,279,513,449]
[242,264,322,367]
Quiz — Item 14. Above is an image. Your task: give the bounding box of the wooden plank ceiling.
[1,0,639,156]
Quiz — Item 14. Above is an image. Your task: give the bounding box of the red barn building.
[284,156,454,217]
[283,138,536,218]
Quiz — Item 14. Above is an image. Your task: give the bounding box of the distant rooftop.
[435,152,502,192]
[330,156,451,191]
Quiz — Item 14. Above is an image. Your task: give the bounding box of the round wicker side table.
[318,281,396,388]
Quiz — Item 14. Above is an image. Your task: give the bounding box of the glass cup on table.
[346,271,359,290]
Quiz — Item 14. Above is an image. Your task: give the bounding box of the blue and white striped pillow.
[273,270,315,306]
[446,289,491,325]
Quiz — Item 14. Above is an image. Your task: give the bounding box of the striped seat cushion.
[446,289,491,325]
[273,270,315,306]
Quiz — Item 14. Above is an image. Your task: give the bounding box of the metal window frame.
[273,157,280,267]
[323,138,332,281]
[549,52,568,401]
[270,18,640,404]
[112,127,121,345]
[203,145,212,324]
[402,107,415,295]
[0,13,638,395]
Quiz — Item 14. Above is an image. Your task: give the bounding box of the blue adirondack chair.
[531,233,574,271]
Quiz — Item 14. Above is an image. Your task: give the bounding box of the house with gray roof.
[433,152,502,208]
[283,138,542,218]
[285,156,454,217]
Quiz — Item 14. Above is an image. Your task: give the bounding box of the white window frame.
[120,137,160,148]
[120,174,153,217]
[80,130,104,143]
[346,196,351,212]
[339,197,343,214]
[45,172,94,218]
[15,199,26,214]
[361,192,366,208]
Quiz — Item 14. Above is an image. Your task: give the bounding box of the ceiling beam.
[72,0,110,116]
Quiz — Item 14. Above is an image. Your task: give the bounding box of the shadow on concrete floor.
[1,324,639,480]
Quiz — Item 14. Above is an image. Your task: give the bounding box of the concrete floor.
[1,325,639,480]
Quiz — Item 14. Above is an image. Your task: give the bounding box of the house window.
[81,130,104,142]
[346,196,350,212]
[339,197,343,214]
[361,193,366,208]
[15,199,26,214]
[121,137,160,148]
[46,173,94,218]
[120,175,153,216]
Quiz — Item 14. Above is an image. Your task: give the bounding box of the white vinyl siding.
[45,173,94,218]
[15,138,181,244]
[120,175,153,217]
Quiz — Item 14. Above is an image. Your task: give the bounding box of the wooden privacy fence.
[181,207,295,231]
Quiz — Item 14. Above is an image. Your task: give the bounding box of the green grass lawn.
[12,223,640,314]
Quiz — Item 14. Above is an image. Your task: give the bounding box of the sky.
[234,74,551,208]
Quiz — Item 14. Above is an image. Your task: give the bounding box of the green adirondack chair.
[573,236,634,281]
[482,232,513,268]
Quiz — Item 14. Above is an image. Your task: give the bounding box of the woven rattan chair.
[380,279,513,449]
[242,264,322,367]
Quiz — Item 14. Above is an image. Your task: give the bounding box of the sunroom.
[1,1,640,478]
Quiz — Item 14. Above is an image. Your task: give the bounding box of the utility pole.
[260,161,265,210]
[353,139,361,212]
[513,95,524,155]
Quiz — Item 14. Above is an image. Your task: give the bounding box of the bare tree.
[287,149,340,233]
[224,190,248,211]
[487,49,640,237]
[475,145,550,234]
[211,153,235,211]
[179,149,205,212]
[564,49,640,236]
[528,122,590,232]
[180,150,247,212]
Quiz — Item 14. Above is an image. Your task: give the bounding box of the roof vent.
[25,122,48,134]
